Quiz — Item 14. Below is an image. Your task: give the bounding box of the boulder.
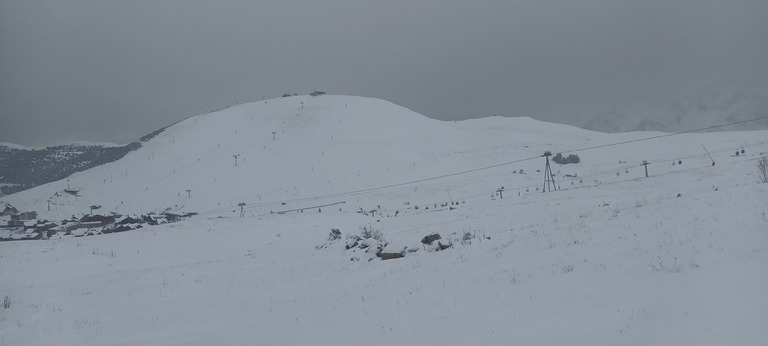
[345,235,361,250]
[421,233,441,245]
[376,246,406,260]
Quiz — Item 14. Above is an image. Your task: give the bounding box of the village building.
[19,211,37,220]
[1,204,19,216]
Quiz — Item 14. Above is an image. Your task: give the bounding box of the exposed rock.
[437,241,452,251]
[421,233,441,245]
[376,246,406,260]
[345,235,361,250]
[328,228,341,241]
[378,252,404,260]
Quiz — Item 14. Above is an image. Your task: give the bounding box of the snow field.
[1,95,767,345]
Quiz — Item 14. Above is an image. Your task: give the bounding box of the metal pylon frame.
[542,151,557,192]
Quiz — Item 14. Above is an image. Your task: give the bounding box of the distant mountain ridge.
[0,142,141,196]
[583,84,768,133]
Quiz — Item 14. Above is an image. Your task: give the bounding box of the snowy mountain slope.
[1,95,610,219]
[583,84,768,133]
[1,95,767,345]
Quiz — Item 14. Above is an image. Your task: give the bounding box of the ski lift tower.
[542,151,557,192]
[238,202,246,217]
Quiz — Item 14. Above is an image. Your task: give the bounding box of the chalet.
[23,220,37,231]
[8,211,37,226]
[116,216,141,225]
[33,221,58,237]
[0,229,42,242]
[164,212,183,222]
[110,224,142,234]
[53,214,117,234]
[1,204,18,216]
[163,211,196,223]
[142,214,159,225]
[8,216,23,228]
[79,214,116,227]
[71,228,88,237]
[47,224,67,239]
[64,222,83,232]
[19,211,37,220]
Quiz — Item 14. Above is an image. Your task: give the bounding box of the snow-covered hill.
[1,95,767,345]
[583,84,768,133]
[1,95,609,219]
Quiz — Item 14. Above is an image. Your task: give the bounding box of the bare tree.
[758,156,768,183]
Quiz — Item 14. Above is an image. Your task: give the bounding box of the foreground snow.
[1,96,767,345]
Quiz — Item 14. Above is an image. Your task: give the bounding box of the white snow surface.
[1,95,767,345]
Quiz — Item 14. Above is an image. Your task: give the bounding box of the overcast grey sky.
[1,0,767,146]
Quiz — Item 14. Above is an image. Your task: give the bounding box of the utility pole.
[497,187,504,199]
[238,202,246,217]
[642,161,650,177]
[47,200,51,211]
[542,151,557,192]
[233,154,240,167]
[272,131,277,140]
[186,189,191,198]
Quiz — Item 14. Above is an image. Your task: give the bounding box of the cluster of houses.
[0,203,195,242]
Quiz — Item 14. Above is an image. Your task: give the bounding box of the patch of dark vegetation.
[553,153,580,164]
[0,142,141,195]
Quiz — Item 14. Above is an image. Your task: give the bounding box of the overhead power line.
[557,116,768,155]
[197,116,768,215]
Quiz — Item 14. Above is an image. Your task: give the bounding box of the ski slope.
[1,95,767,345]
